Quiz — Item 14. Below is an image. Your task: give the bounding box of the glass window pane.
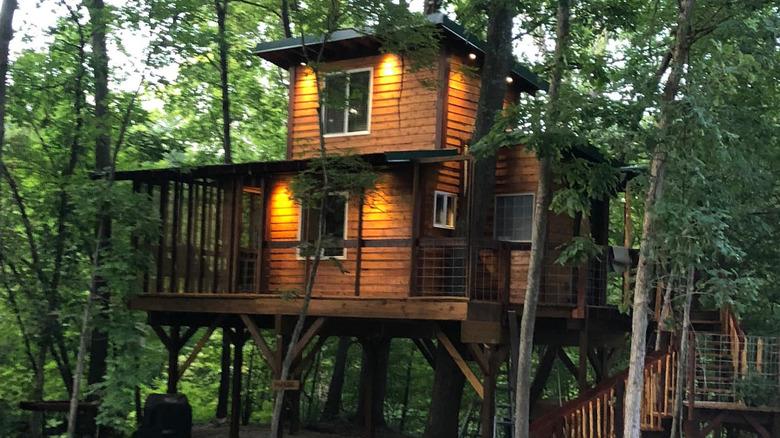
[347,71,370,132]
[495,194,534,241]
[434,193,445,226]
[323,74,347,134]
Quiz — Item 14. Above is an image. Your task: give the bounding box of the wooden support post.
[255,177,268,293]
[480,346,497,438]
[167,325,180,394]
[178,316,225,380]
[241,314,279,376]
[578,322,589,393]
[557,347,579,380]
[363,342,375,438]
[530,346,557,407]
[614,378,625,438]
[435,327,483,398]
[355,194,364,296]
[229,328,247,438]
[413,338,436,370]
[409,163,422,297]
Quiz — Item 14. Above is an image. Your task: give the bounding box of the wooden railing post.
[409,163,421,297]
[614,378,625,438]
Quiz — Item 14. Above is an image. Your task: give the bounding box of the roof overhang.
[112,149,461,182]
[254,13,548,94]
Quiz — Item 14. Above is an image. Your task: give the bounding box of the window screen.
[494,194,534,241]
[434,191,456,229]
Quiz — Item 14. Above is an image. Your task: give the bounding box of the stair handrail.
[720,304,746,376]
[529,349,676,438]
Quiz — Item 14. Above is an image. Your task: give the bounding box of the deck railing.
[414,238,510,302]
[690,333,780,407]
[135,179,610,307]
[529,350,677,438]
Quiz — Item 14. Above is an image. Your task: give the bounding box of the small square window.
[433,191,456,229]
[494,194,534,242]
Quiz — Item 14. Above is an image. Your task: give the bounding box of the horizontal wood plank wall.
[445,54,521,151]
[493,147,575,306]
[264,169,413,298]
[445,56,480,150]
[289,55,439,159]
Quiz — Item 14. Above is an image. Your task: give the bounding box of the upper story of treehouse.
[254,13,548,159]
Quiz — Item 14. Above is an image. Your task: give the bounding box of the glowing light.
[300,61,306,66]
[506,76,514,84]
[468,53,477,60]
[380,54,399,76]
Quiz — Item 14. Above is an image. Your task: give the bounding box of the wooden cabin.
[119,13,632,438]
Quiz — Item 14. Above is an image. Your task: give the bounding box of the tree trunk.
[215,0,232,164]
[321,336,350,421]
[655,273,675,351]
[669,265,694,438]
[280,0,292,38]
[515,1,569,437]
[69,1,112,435]
[623,1,695,436]
[217,330,232,421]
[355,338,390,431]
[0,0,15,264]
[467,0,514,240]
[422,341,466,438]
[422,3,515,434]
[86,0,112,409]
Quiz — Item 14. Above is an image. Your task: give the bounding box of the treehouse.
[117,14,652,438]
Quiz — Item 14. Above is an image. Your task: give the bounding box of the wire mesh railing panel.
[693,333,780,407]
[416,239,468,297]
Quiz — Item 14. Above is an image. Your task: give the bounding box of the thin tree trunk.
[655,272,675,351]
[305,347,321,421]
[515,1,569,437]
[215,0,232,164]
[669,265,693,438]
[623,1,695,435]
[321,336,350,420]
[280,0,292,38]
[217,331,232,421]
[68,1,113,435]
[0,0,15,266]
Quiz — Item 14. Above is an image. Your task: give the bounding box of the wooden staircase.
[527,306,780,438]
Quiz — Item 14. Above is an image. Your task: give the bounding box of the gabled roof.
[254,13,549,94]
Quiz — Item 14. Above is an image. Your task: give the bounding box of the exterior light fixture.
[468,53,477,60]
[506,76,514,83]
[300,62,306,66]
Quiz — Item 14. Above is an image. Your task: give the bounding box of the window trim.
[322,67,373,138]
[433,190,457,230]
[296,192,349,260]
[493,192,536,243]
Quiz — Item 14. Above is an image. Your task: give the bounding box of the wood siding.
[263,169,414,298]
[289,54,439,159]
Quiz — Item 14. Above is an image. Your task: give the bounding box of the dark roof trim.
[254,13,549,93]
[112,150,460,182]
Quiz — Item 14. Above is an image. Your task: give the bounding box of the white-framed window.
[433,191,457,229]
[298,193,348,259]
[322,68,372,136]
[494,193,535,242]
